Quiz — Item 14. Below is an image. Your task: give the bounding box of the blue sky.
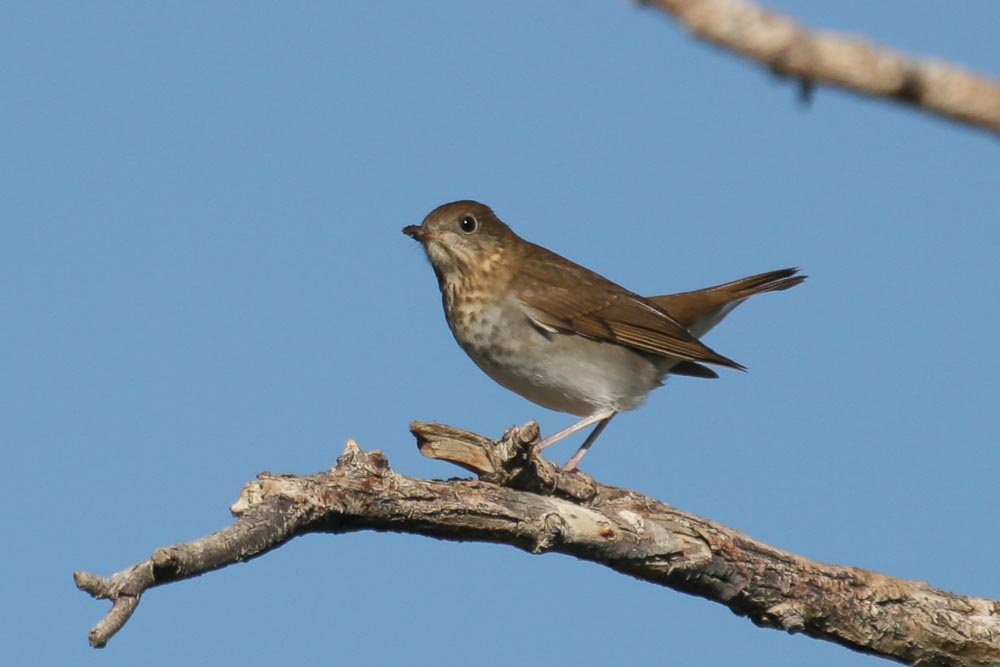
[4,2,998,665]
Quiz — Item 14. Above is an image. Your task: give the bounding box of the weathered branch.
[642,0,1000,137]
[75,422,1000,664]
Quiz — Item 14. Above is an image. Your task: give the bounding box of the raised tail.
[648,268,805,378]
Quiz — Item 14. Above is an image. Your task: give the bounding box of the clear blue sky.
[4,2,998,665]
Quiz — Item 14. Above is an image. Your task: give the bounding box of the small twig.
[74,474,311,647]
[73,564,151,648]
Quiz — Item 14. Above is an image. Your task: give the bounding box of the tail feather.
[649,268,805,339]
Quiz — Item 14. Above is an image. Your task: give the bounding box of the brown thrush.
[403,200,804,471]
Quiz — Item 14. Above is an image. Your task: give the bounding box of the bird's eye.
[459,215,478,234]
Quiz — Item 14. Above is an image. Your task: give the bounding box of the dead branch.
[75,422,1000,665]
[641,0,1000,137]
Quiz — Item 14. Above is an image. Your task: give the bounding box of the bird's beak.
[402,225,425,241]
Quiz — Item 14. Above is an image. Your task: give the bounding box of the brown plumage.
[510,241,746,370]
[404,200,805,470]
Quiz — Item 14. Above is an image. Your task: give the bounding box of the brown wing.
[511,242,745,370]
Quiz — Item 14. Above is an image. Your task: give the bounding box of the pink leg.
[562,414,615,472]
[537,407,616,451]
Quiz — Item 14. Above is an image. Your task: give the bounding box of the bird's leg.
[536,407,616,451]
[561,414,615,472]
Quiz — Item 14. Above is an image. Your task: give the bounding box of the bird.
[403,200,804,471]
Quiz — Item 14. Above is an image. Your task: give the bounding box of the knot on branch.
[231,439,393,517]
[335,438,391,474]
[764,601,806,633]
[151,547,183,578]
[231,473,310,515]
[409,420,597,501]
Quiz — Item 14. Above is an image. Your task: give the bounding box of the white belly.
[447,295,669,416]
